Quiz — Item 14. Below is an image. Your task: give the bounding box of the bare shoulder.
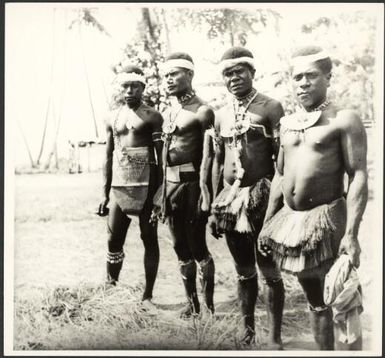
[197,104,215,123]
[336,109,364,130]
[138,103,163,125]
[214,105,228,131]
[104,109,119,130]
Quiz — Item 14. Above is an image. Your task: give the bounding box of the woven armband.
[152,132,163,142]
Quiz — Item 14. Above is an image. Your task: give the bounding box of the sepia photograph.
[4,2,383,356]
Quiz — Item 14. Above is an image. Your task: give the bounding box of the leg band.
[107,250,125,264]
[197,255,213,277]
[261,277,283,285]
[308,304,329,313]
[238,270,258,282]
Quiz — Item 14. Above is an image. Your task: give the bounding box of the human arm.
[269,100,285,160]
[198,105,215,212]
[264,138,285,223]
[151,112,164,189]
[98,119,114,216]
[338,110,369,267]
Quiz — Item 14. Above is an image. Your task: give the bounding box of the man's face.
[291,62,331,110]
[222,64,255,98]
[121,81,145,105]
[164,67,192,96]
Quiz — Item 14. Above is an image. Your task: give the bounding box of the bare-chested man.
[151,52,215,317]
[98,65,163,312]
[259,46,368,350]
[209,47,285,347]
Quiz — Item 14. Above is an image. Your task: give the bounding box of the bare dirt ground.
[11,163,380,352]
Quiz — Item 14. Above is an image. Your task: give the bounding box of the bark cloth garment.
[324,254,363,344]
[151,170,202,223]
[259,197,347,274]
[211,178,271,234]
[111,146,153,216]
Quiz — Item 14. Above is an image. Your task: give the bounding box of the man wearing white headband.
[209,46,285,347]
[260,46,368,350]
[97,65,164,313]
[151,52,216,318]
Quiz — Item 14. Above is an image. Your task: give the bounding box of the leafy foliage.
[168,8,281,46]
[110,8,169,112]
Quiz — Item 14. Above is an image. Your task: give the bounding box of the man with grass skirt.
[151,52,216,318]
[98,65,163,313]
[209,47,285,347]
[259,46,368,350]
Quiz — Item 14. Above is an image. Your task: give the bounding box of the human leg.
[106,201,131,284]
[168,212,200,317]
[297,267,334,350]
[226,232,258,344]
[139,200,159,301]
[256,249,285,349]
[185,184,215,314]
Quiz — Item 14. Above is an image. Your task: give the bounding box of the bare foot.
[265,339,284,350]
[237,327,255,345]
[140,299,158,315]
[179,302,200,319]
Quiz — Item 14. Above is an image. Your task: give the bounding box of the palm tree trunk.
[79,22,99,139]
[37,8,56,166]
[16,119,37,168]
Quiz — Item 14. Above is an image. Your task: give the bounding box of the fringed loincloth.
[211,178,271,234]
[259,198,347,274]
[112,146,153,215]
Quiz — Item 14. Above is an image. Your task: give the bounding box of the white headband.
[161,59,194,73]
[291,50,330,68]
[115,72,146,85]
[219,56,255,73]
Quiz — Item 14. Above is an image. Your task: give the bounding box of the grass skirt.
[211,178,271,234]
[259,198,346,273]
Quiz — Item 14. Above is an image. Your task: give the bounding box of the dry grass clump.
[15,283,269,350]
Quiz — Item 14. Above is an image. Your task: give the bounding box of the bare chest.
[281,122,340,151]
[113,107,151,137]
[163,107,201,136]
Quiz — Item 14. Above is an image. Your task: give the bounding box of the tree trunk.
[79,21,99,139]
[160,8,171,53]
[16,119,37,168]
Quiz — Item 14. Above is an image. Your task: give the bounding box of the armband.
[152,132,163,142]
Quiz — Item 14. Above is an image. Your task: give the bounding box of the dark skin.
[212,64,282,199]
[99,81,163,212]
[210,63,284,347]
[98,80,163,304]
[263,59,368,350]
[162,66,216,316]
[264,62,368,268]
[164,68,214,165]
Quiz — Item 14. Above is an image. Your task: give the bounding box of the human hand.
[208,215,222,239]
[200,183,211,212]
[97,197,110,217]
[338,234,361,268]
[257,239,272,257]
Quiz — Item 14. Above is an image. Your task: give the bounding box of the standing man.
[98,65,163,312]
[259,46,368,350]
[209,47,285,347]
[151,52,215,318]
